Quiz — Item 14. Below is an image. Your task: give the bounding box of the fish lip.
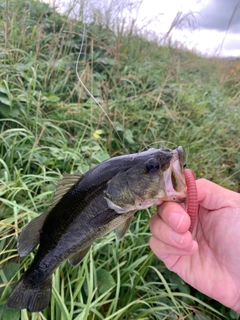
[176,146,184,165]
[162,146,187,202]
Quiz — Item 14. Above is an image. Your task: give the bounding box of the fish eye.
[145,158,160,173]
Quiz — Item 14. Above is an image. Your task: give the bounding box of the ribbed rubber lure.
[184,169,198,233]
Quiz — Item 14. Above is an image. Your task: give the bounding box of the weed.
[0,0,239,319]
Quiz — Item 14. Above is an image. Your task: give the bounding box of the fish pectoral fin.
[115,215,134,241]
[68,246,91,266]
[17,211,48,257]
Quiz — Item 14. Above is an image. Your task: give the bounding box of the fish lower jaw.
[134,199,159,210]
[162,177,187,202]
[163,157,187,202]
[160,191,187,203]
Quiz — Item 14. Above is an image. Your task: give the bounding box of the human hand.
[149,179,240,313]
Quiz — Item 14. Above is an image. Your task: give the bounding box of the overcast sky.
[136,0,240,57]
[46,0,240,57]
[198,0,240,33]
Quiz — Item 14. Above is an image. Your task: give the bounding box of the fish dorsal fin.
[18,211,49,257]
[115,215,134,241]
[68,245,91,266]
[50,172,83,209]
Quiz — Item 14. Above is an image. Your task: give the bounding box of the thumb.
[196,179,240,210]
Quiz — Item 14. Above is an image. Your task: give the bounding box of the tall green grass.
[0,0,240,319]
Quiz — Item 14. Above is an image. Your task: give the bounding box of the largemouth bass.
[7,146,187,312]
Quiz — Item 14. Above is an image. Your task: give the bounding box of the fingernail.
[171,231,185,244]
[169,211,184,230]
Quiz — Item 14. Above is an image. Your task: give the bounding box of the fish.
[6,146,187,312]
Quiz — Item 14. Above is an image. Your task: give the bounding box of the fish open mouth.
[162,146,187,202]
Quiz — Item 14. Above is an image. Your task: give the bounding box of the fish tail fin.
[6,274,52,312]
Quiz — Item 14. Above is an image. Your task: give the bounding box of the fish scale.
[7,146,187,312]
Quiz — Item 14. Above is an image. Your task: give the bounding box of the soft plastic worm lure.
[184,169,198,233]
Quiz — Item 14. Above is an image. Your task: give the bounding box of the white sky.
[45,0,240,57]
[135,0,240,57]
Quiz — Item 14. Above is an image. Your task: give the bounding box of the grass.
[0,0,240,319]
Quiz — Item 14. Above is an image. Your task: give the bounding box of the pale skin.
[149,179,240,314]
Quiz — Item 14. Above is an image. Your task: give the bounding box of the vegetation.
[0,0,240,319]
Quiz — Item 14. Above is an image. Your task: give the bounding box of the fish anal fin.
[50,172,83,209]
[115,215,134,241]
[68,246,91,266]
[17,211,48,257]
